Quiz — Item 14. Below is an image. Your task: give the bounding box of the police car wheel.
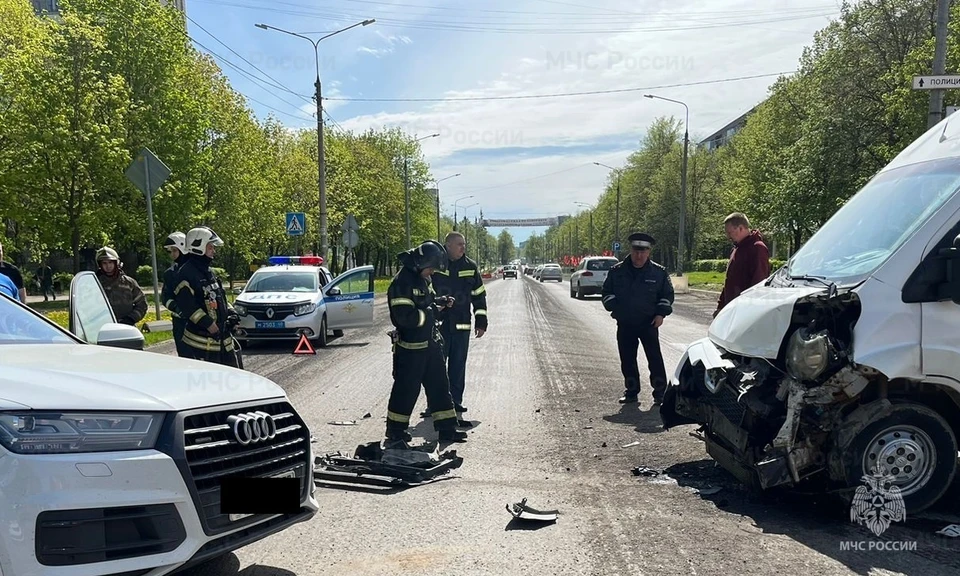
[315,314,328,348]
[841,401,956,514]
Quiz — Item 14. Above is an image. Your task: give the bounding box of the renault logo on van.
[265,307,275,319]
[227,412,278,445]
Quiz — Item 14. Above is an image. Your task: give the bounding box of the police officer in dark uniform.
[601,232,675,405]
[430,231,488,424]
[160,232,188,357]
[385,240,468,446]
[173,226,242,369]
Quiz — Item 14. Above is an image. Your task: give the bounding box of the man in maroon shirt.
[714,213,770,318]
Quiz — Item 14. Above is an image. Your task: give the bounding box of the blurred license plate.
[228,470,297,521]
[255,321,285,329]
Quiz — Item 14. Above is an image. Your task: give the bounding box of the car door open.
[323,265,376,330]
[69,271,145,350]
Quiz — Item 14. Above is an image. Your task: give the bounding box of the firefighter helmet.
[399,240,448,272]
[96,246,120,263]
[185,226,223,257]
[163,231,186,254]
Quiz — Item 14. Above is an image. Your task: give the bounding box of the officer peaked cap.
[627,232,655,248]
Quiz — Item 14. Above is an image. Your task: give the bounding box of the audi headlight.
[785,328,830,381]
[234,303,247,316]
[294,302,317,316]
[0,412,163,454]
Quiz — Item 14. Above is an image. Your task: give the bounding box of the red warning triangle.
[293,333,316,355]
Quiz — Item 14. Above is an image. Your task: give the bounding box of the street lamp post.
[453,195,475,231]
[644,94,689,276]
[433,173,461,240]
[593,162,621,256]
[404,133,439,249]
[574,202,594,255]
[256,19,375,264]
[459,202,477,231]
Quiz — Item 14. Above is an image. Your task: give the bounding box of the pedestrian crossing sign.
[286,212,306,236]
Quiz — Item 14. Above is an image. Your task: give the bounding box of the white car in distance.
[0,271,318,576]
[233,256,376,348]
[570,256,619,299]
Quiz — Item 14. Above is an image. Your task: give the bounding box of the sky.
[183,0,843,246]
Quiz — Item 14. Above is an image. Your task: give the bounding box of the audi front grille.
[176,401,311,536]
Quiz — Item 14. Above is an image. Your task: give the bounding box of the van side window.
[902,220,960,303]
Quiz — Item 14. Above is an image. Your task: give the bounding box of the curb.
[689,288,720,298]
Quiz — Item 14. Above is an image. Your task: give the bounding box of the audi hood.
[0,344,286,412]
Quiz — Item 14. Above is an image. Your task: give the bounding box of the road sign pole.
[930,0,951,129]
[144,160,162,321]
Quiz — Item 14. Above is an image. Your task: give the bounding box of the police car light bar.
[268,256,324,265]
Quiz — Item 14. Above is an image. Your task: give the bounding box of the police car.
[232,256,375,347]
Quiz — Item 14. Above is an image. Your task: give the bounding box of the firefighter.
[95,246,147,326]
[430,231,488,426]
[160,232,188,357]
[173,226,242,368]
[385,240,468,446]
[601,232,675,406]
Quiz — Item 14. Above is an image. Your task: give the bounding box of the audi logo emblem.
[227,412,278,445]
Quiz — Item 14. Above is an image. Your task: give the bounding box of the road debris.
[937,524,960,538]
[328,420,357,426]
[506,498,559,523]
[584,426,594,430]
[621,441,641,448]
[601,442,608,448]
[362,413,372,419]
[313,441,463,488]
[695,486,723,496]
[631,466,661,477]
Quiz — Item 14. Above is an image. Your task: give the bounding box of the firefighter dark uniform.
[432,250,487,414]
[161,232,188,357]
[385,241,467,445]
[601,233,675,405]
[173,227,241,369]
[95,247,147,326]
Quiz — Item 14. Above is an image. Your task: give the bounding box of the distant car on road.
[570,256,619,298]
[503,265,518,279]
[539,263,562,282]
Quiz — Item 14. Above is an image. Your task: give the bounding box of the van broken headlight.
[785,328,831,382]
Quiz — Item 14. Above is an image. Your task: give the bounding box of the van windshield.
[787,158,960,284]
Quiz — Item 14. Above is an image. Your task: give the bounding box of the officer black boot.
[618,393,639,404]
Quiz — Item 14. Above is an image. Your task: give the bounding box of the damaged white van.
[661,116,960,513]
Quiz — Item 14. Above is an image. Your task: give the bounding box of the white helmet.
[163,231,186,254]
[185,226,223,256]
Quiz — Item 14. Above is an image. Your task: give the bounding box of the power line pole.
[404,159,410,249]
[930,0,952,129]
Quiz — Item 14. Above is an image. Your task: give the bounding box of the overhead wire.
[321,71,795,102]
[102,0,316,121]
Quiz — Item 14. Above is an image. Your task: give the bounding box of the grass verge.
[685,271,725,292]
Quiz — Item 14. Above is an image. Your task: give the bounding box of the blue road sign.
[613,241,621,252]
[286,212,306,236]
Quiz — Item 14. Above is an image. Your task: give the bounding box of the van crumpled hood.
[708,284,827,359]
[0,344,285,412]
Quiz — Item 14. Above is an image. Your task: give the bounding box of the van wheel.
[569,283,576,298]
[843,402,957,514]
[315,315,328,348]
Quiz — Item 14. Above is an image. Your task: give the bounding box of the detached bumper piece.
[313,441,463,488]
[506,498,558,523]
[36,504,185,567]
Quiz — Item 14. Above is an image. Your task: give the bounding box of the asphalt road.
[160,275,960,576]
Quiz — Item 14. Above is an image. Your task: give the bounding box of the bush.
[211,267,229,283]
[689,258,787,274]
[135,265,154,286]
[771,258,786,271]
[53,272,73,292]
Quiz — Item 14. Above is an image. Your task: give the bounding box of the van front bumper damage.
[661,337,877,492]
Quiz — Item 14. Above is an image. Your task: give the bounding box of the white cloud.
[304,0,840,231]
